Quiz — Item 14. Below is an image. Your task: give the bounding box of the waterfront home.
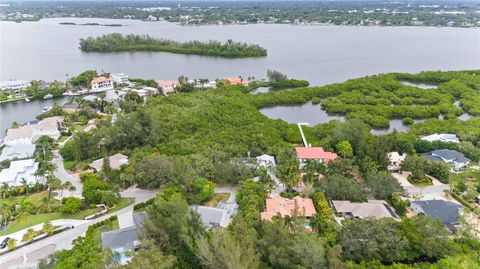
[0,144,36,162]
[0,159,40,186]
[421,149,470,171]
[190,205,229,228]
[89,153,129,172]
[261,196,317,221]
[410,200,463,231]
[105,89,127,103]
[295,147,337,168]
[110,73,129,84]
[0,80,31,91]
[387,152,406,172]
[3,116,63,146]
[421,133,460,144]
[223,77,244,85]
[331,200,398,220]
[91,77,114,92]
[155,80,179,95]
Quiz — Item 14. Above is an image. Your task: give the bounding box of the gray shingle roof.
[411,200,464,229]
[101,226,138,251]
[433,149,470,163]
[190,205,228,228]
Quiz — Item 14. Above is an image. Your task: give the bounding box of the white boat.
[43,94,53,100]
[25,98,30,102]
[41,106,52,113]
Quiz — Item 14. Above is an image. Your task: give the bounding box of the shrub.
[60,197,82,214]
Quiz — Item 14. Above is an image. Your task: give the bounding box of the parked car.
[0,237,11,249]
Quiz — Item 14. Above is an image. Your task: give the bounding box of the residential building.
[223,77,244,85]
[295,147,337,168]
[410,200,464,231]
[387,152,406,171]
[331,200,398,219]
[105,90,127,103]
[91,77,114,92]
[421,133,460,144]
[190,205,229,228]
[110,73,129,84]
[421,149,470,171]
[0,144,36,162]
[0,80,31,91]
[0,159,40,186]
[89,153,129,172]
[3,116,63,146]
[256,154,275,169]
[261,196,317,221]
[156,80,179,95]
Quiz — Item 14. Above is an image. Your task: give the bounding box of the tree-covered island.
[79,33,267,58]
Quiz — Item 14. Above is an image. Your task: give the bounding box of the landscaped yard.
[204,193,231,207]
[89,217,119,244]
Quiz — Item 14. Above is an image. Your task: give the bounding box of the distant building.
[156,80,179,95]
[89,153,129,172]
[0,80,31,91]
[105,90,127,103]
[410,200,463,231]
[295,147,337,168]
[0,144,36,162]
[387,152,406,172]
[256,154,275,169]
[110,73,129,84]
[91,77,114,92]
[421,133,460,144]
[223,77,244,85]
[0,159,40,186]
[331,200,398,220]
[190,205,229,228]
[421,149,470,171]
[261,196,317,221]
[3,116,63,146]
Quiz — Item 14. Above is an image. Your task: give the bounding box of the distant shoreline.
[59,22,124,27]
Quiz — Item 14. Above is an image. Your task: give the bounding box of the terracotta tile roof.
[295,147,337,161]
[91,76,112,84]
[261,196,317,221]
[224,77,243,85]
[155,80,179,87]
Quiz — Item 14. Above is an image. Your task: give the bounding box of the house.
[110,73,129,84]
[331,200,398,219]
[61,104,80,113]
[0,80,31,91]
[256,154,275,169]
[156,80,179,95]
[89,153,129,172]
[0,144,36,162]
[223,77,244,85]
[0,159,40,186]
[91,77,114,92]
[421,133,460,144]
[3,116,63,146]
[421,149,470,171]
[261,196,317,221]
[190,205,229,228]
[105,90,127,103]
[387,152,406,171]
[101,212,146,265]
[295,147,337,168]
[410,200,464,231]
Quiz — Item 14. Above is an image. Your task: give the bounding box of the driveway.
[391,172,450,200]
[214,186,237,203]
[0,187,158,267]
[52,150,83,198]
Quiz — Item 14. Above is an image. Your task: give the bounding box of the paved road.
[52,150,83,198]
[0,188,157,269]
[391,172,450,200]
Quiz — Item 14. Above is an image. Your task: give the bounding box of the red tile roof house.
[156,80,180,95]
[91,76,114,92]
[261,196,317,221]
[295,147,337,168]
[223,77,245,85]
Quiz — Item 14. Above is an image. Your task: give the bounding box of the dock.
[297,122,310,147]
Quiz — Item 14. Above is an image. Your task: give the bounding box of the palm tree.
[16,209,30,223]
[46,177,62,212]
[68,185,77,196]
[43,221,54,236]
[21,178,29,196]
[0,204,11,228]
[61,181,73,197]
[1,183,10,199]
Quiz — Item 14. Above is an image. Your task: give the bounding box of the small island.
[79,33,268,58]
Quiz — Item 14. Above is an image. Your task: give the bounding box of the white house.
[421,149,470,171]
[111,73,129,84]
[0,144,36,162]
[421,133,460,144]
[3,116,63,146]
[387,152,406,172]
[91,77,114,92]
[0,159,40,186]
[256,154,276,169]
[0,80,31,91]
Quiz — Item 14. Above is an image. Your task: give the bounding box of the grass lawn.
[90,218,119,244]
[204,193,231,207]
[59,135,70,142]
[285,124,321,146]
[0,191,62,209]
[450,170,480,183]
[0,198,133,236]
